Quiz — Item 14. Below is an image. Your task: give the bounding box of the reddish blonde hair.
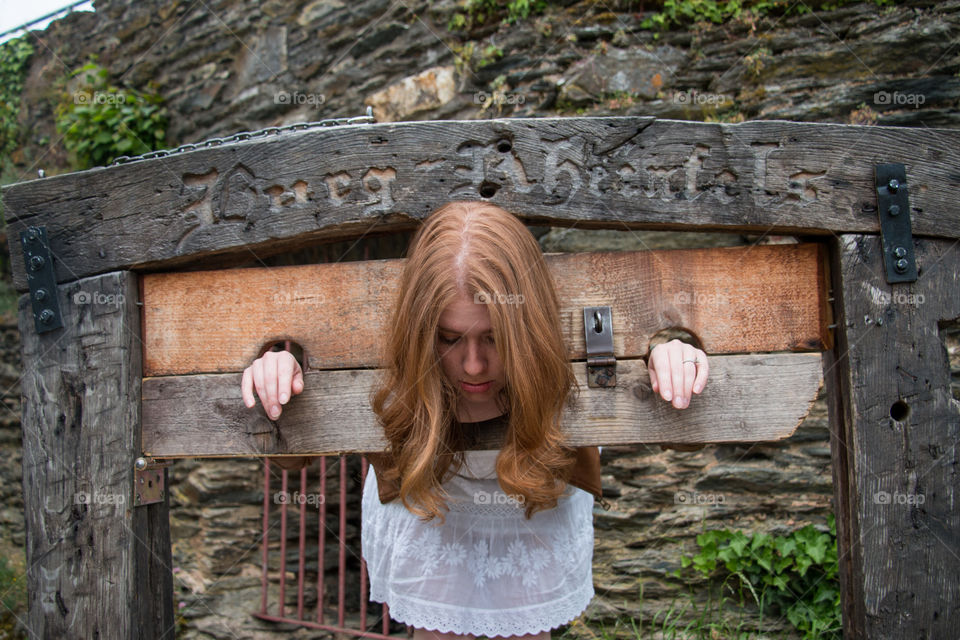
[370,201,579,522]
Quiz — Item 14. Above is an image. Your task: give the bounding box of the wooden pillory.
[3,116,958,638]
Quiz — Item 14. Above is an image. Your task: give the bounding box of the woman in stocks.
[241,201,709,640]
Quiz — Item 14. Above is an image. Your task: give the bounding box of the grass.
[0,551,28,640]
[555,580,796,640]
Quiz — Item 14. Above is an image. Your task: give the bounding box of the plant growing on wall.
[55,63,167,169]
[0,35,34,165]
[642,0,898,29]
[675,513,842,639]
[449,0,550,30]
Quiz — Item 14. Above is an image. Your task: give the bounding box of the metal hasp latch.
[20,226,63,333]
[875,163,917,283]
[134,457,167,506]
[583,306,616,388]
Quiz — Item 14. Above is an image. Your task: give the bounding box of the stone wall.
[8,0,959,175]
[2,0,959,638]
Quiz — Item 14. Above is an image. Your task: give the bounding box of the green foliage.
[676,514,841,639]
[448,0,549,30]
[450,39,505,78]
[0,35,34,162]
[55,63,167,169]
[0,553,27,638]
[478,43,504,67]
[642,0,896,30]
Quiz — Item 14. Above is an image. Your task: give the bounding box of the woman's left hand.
[648,338,709,410]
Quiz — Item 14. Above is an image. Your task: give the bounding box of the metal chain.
[111,106,375,166]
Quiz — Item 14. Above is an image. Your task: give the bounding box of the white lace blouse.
[360,447,596,638]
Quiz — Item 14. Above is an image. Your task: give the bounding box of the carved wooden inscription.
[4,118,959,290]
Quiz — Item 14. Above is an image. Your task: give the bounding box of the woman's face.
[437,291,506,422]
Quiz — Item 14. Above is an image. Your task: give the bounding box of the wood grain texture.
[18,271,174,638]
[826,235,960,639]
[141,352,822,457]
[141,243,829,375]
[4,117,959,291]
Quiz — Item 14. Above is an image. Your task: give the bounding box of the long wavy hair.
[370,201,579,522]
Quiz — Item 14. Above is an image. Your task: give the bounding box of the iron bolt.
[887,178,900,193]
[38,309,54,324]
[33,288,47,301]
[29,255,45,271]
[893,246,907,258]
[134,457,148,471]
[888,204,900,216]
[895,258,909,273]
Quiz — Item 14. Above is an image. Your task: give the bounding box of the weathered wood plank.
[141,352,822,457]
[18,271,174,638]
[134,471,175,640]
[826,235,960,639]
[142,243,829,375]
[4,117,959,291]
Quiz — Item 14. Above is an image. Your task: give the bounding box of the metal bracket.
[875,163,917,283]
[583,306,616,387]
[134,457,167,506]
[20,226,63,333]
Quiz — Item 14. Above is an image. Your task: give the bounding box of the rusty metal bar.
[253,612,395,638]
[360,458,368,629]
[279,469,288,617]
[318,456,327,625]
[260,459,270,614]
[338,455,347,628]
[297,466,307,619]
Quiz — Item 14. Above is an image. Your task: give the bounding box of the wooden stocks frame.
[5,117,958,639]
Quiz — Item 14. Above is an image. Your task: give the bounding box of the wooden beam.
[826,235,960,639]
[141,352,822,457]
[19,271,174,638]
[141,243,829,376]
[4,117,959,291]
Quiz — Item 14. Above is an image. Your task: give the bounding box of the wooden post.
[826,235,959,638]
[18,270,174,638]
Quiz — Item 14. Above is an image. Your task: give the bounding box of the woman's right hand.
[241,349,304,420]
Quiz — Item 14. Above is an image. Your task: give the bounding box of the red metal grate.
[253,456,399,638]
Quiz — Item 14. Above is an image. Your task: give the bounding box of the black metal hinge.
[20,226,63,333]
[875,163,917,283]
